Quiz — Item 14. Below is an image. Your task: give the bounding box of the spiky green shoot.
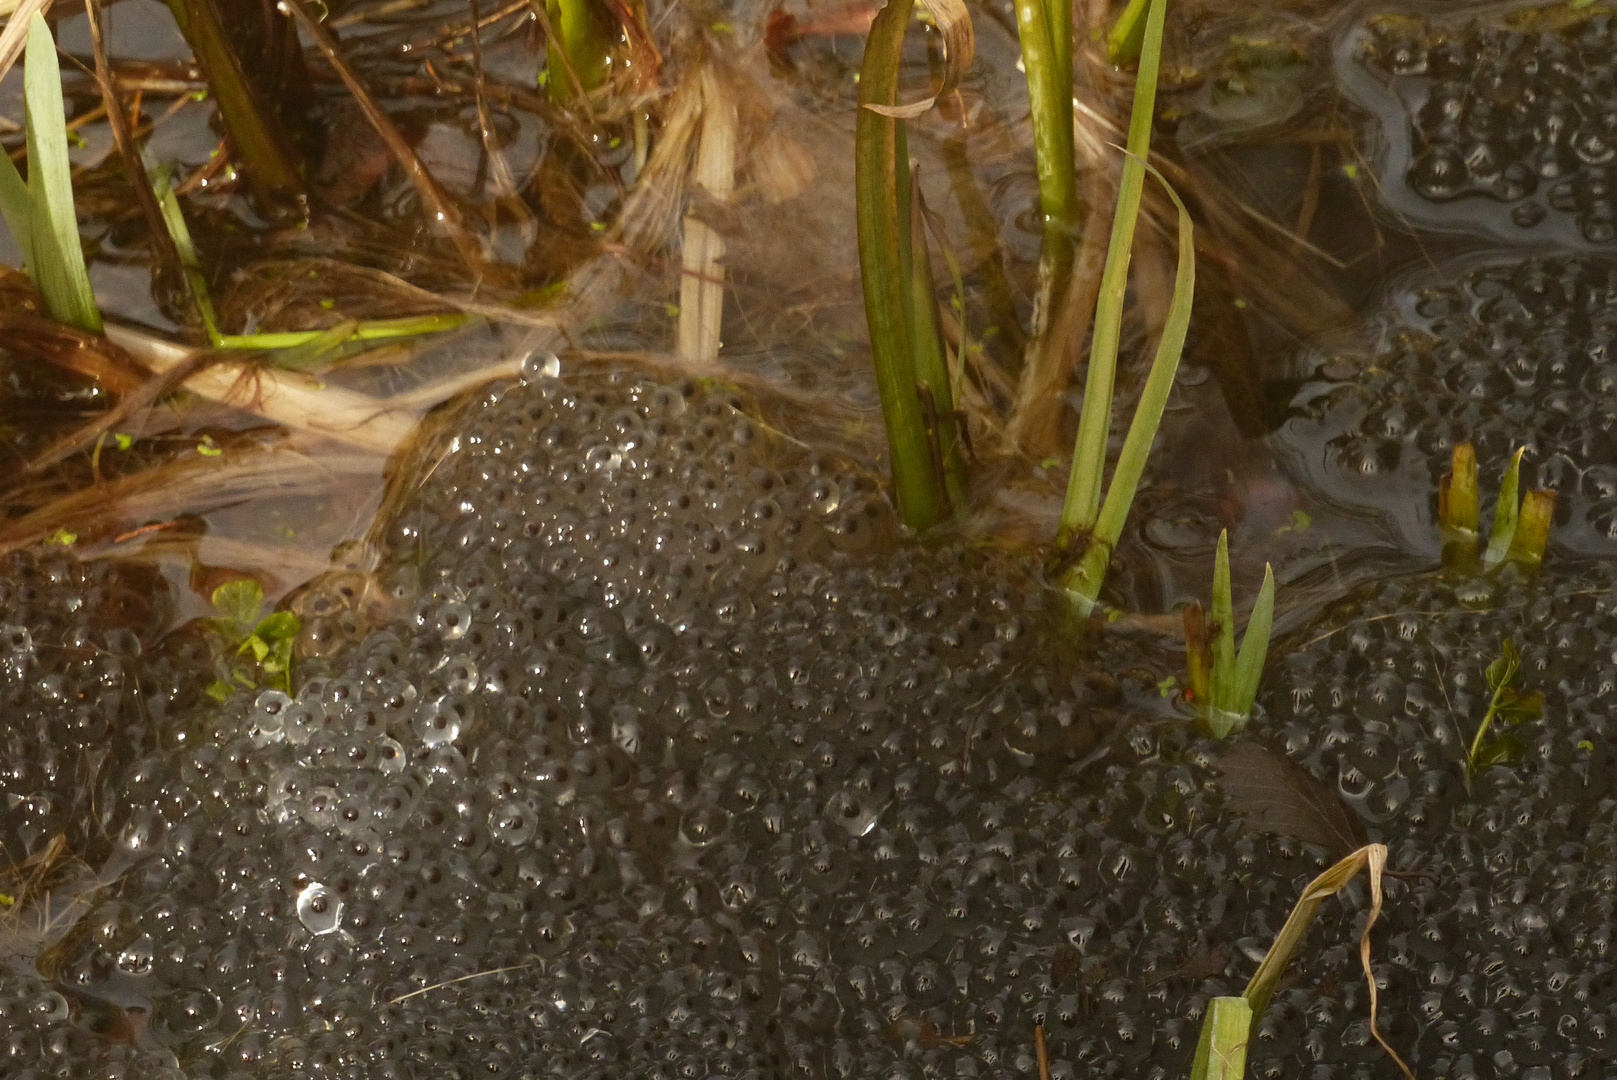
[1183,531,1274,738]
[1440,443,1555,570]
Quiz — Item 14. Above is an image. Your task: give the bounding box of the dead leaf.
[1215,742,1366,857]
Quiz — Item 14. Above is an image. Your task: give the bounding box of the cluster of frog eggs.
[1357,10,1617,243]
[1275,253,1617,552]
[7,366,1617,1079]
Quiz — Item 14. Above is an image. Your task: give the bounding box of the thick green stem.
[165,0,304,204]
[1011,0,1075,234]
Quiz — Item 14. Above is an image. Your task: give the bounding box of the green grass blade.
[0,144,31,266]
[1483,446,1525,568]
[1062,157,1193,605]
[151,164,223,345]
[856,0,951,531]
[546,0,613,102]
[1058,0,1168,543]
[24,14,101,333]
[1209,529,1238,727]
[1231,562,1275,721]
[1189,997,1251,1080]
[217,313,470,351]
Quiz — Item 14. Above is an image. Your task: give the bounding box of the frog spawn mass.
[1348,8,1617,246]
[1273,252,1617,556]
[7,367,1617,1080]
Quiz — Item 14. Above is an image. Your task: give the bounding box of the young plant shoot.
[0,15,102,334]
[1182,531,1275,738]
[1463,637,1543,787]
[1438,443,1555,571]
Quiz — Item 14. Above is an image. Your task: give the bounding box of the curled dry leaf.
[861,0,973,119]
[1215,741,1367,858]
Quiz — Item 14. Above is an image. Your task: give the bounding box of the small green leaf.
[239,634,270,663]
[1474,729,1527,769]
[211,578,264,629]
[1485,639,1519,692]
[46,527,76,546]
[253,611,300,641]
[113,432,133,450]
[1578,739,1595,751]
[1230,562,1276,720]
[197,435,223,457]
[204,679,235,702]
[1499,690,1543,725]
[1157,675,1179,697]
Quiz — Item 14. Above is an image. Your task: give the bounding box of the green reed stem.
[1059,153,1192,606]
[1058,0,1169,544]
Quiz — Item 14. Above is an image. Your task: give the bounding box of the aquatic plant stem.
[1058,154,1191,606]
[163,0,304,205]
[1011,0,1074,239]
[677,66,736,364]
[856,0,951,531]
[1058,0,1168,542]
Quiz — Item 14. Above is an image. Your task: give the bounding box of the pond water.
[0,0,1615,1078]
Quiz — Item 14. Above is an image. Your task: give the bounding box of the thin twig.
[282,0,486,275]
[386,963,532,1004]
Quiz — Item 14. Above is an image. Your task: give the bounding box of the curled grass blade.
[1483,446,1524,568]
[1058,0,1168,542]
[23,13,100,333]
[856,0,950,531]
[1106,0,1150,63]
[1060,154,1192,606]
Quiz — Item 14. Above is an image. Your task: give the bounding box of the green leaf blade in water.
[23,13,101,333]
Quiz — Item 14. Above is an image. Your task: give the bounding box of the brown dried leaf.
[1215,742,1366,857]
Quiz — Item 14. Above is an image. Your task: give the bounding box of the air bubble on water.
[521,351,562,381]
[296,882,344,935]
